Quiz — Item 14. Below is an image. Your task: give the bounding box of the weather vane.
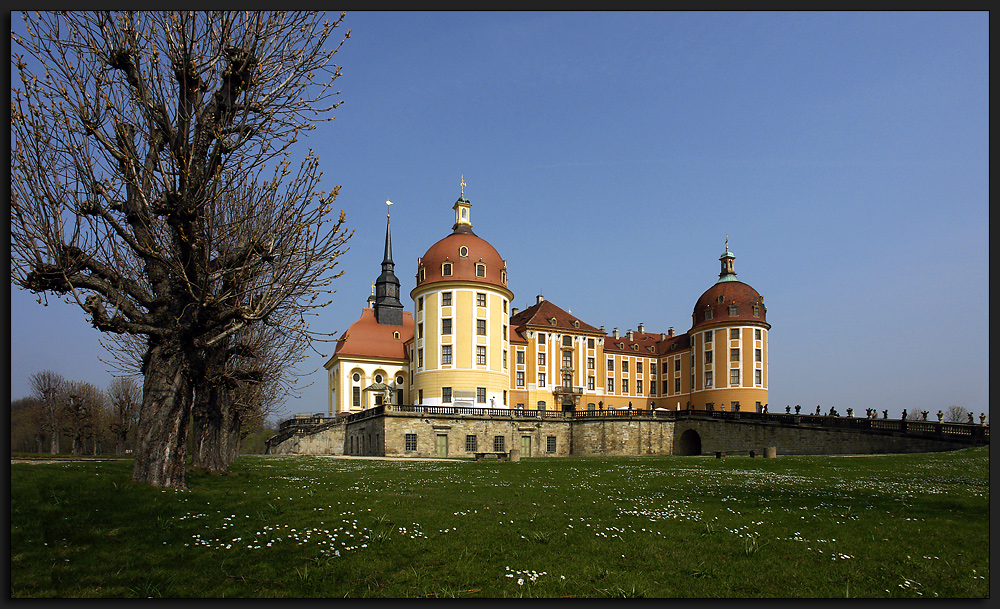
[385,199,393,218]
[460,175,466,197]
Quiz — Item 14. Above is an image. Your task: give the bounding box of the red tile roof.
[332,307,414,361]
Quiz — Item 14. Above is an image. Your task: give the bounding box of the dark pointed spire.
[374,207,404,325]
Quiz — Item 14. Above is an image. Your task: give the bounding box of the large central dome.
[412,195,508,294]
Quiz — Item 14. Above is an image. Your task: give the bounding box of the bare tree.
[11,397,46,453]
[943,405,970,423]
[29,370,67,454]
[107,376,141,455]
[11,11,352,488]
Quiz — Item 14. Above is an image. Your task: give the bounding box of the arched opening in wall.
[676,429,702,456]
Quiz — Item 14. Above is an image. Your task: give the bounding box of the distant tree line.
[10,369,276,456]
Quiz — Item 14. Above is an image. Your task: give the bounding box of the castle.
[324,185,770,417]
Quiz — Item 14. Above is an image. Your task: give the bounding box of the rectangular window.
[731,348,740,362]
[465,435,477,452]
[675,378,681,392]
[607,359,614,371]
[476,292,487,307]
[636,379,643,394]
[755,369,762,385]
[442,318,452,335]
[622,360,629,373]
[650,362,656,375]
[493,436,505,452]
[546,436,557,453]
[477,387,487,403]
[587,376,595,390]
[755,348,762,362]
[477,319,487,335]
[637,361,643,374]
[705,331,713,343]
[730,328,739,340]
[662,380,669,394]
[705,371,713,387]
[516,371,525,387]
[442,291,452,306]
[588,338,595,349]
[755,328,762,340]
[562,351,573,368]
[705,350,713,364]
[538,373,546,387]
[622,378,629,394]
[503,350,508,369]
[476,264,486,277]
[730,369,740,386]
[417,297,423,311]
[675,359,681,372]
[608,377,614,392]
[587,357,595,370]
[405,433,417,451]
[418,348,424,368]
[476,346,486,365]
[442,345,452,364]
[516,351,524,364]
[442,387,452,403]
[538,352,546,366]
[353,386,361,407]
[729,305,739,316]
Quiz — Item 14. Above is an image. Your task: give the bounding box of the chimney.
[627,330,633,341]
[536,294,544,305]
[511,307,519,317]
[660,333,666,341]
[669,327,675,337]
[637,322,644,334]
[613,328,619,339]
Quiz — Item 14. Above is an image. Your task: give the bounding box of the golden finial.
[460,175,466,197]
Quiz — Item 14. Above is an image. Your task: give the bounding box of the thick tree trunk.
[191,375,232,473]
[132,343,192,488]
[226,410,243,463]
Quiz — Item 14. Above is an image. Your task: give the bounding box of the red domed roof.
[414,228,508,292]
[691,280,767,330]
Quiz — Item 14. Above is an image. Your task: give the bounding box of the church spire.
[374,203,404,325]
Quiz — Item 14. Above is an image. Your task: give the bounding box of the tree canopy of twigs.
[11,11,353,488]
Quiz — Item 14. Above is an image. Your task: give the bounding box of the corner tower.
[409,182,514,407]
[688,239,770,412]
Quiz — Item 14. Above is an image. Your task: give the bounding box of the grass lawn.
[9,446,989,598]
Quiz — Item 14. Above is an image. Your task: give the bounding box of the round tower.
[687,240,770,412]
[409,186,513,407]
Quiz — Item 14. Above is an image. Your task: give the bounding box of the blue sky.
[9,11,989,421]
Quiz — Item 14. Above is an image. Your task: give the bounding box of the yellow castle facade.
[325,189,769,415]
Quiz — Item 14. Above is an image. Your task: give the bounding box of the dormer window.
[475,263,486,277]
[728,305,739,316]
[418,266,425,282]
[442,262,452,276]
[705,309,713,320]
